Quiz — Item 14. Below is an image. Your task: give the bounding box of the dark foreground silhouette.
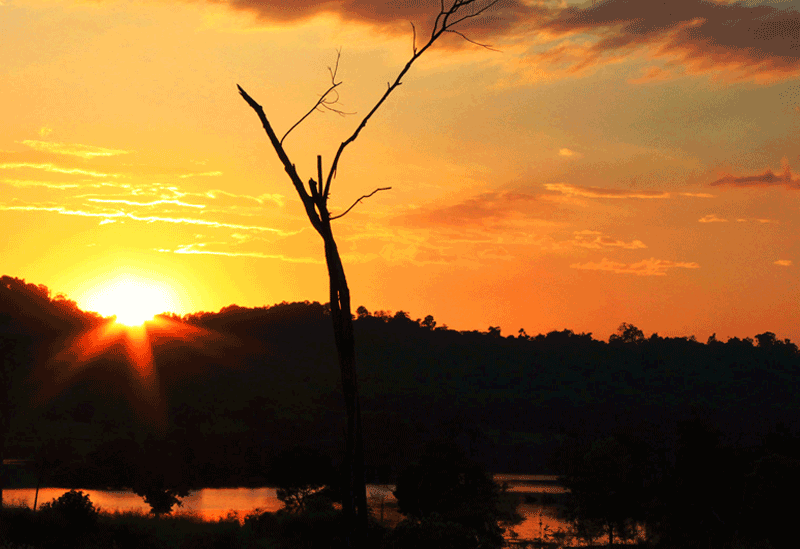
[2,275,799,548]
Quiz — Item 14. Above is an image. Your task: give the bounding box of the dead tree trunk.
[238,3,502,546]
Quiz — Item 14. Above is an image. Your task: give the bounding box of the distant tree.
[270,447,337,513]
[420,315,437,330]
[609,322,645,344]
[487,326,502,338]
[393,440,521,549]
[131,437,192,516]
[238,2,502,546]
[356,306,370,319]
[558,436,646,546]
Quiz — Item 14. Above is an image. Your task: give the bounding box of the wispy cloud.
[775,259,793,267]
[0,203,295,234]
[544,183,670,199]
[699,214,727,223]
[399,190,545,227]
[0,162,119,178]
[87,198,206,209]
[628,65,676,84]
[571,257,700,276]
[558,148,581,158]
[711,161,800,189]
[179,171,223,178]
[157,243,320,263]
[570,230,646,249]
[1,179,81,190]
[20,140,130,159]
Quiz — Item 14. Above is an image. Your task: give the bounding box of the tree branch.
[280,49,354,146]
[324,0,500,192]
[237,84,323,233]
[330,187,392,220]
[444,29,500,52]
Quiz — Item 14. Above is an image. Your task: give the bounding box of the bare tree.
[238,1,499,546]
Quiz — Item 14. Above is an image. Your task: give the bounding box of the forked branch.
[323,0,500,192]
[280,48,354,146]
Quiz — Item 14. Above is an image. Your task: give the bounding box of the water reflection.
[5,475,573,543]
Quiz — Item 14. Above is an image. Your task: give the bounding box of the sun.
[81,275,179,326]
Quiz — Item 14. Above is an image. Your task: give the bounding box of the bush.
[37,490,99,544]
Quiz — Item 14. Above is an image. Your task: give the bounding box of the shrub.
[38,489,99,543]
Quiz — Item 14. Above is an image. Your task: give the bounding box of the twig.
[444,29,500,52]
[324,0,499,190]
[330,187,392,220]
[280,48,354,146]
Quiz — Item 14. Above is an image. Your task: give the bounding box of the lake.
[4,475,575,543]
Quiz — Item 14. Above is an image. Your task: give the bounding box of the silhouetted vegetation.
[2,275,800,547]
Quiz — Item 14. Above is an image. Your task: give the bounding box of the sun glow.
[80,275,180,326]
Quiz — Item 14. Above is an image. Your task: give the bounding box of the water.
[5,476,572,543]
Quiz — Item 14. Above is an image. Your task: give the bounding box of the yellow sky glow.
[2,0,799,341]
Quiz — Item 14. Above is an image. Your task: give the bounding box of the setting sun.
[80,275,180,326]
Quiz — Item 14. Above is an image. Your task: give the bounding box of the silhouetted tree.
[609,322,645,344]
[558,436,647,546]
[392,440,521,549]
[270,447,337,513]
[131,437,192,516]
[238,2,501,546]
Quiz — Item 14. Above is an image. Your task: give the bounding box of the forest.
[1,274,799,548]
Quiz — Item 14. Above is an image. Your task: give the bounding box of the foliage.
[393,440,521,549]
[37,489,99,542]
[131,437,193,516]
[269,446,338,513]
[557,436,647,546]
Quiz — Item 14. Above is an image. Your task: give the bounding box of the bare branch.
[323,0,499,192]
[237,84,322,233]
[330,187,392,220]
[444,29,500,52]
[280,49,355,146]
[410,21,417,55]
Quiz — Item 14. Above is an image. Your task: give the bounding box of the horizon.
[4,272,793,344]
[3,0,799,343]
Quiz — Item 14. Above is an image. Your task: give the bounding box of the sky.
[2,0,800,342]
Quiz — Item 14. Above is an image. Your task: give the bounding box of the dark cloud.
[220,0,551,39]
[711,163,800,188]
[538,0,800,81]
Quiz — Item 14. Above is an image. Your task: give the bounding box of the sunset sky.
[3,0,799,342]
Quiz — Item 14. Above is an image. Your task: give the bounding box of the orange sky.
[2,0,799,341]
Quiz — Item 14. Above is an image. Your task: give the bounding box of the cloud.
[87,198,206,209]
[20,140,130,159]
[558,148,580,157]
[178,171,223,178]
[571,257,700,276]
[0,162,120,178]
[157,243,320,263]
[628,65,675,84]
[218,0,552,39]
[570,230,646,249]
[775,259,793,266]
[537,0,800,83]
[679,192,715,198]
[400,190,544,227]
[699,214,727,223]
[711,161,800,189]
[39,127,53,138]
[0,203,295,234]
[544,183,670,199]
